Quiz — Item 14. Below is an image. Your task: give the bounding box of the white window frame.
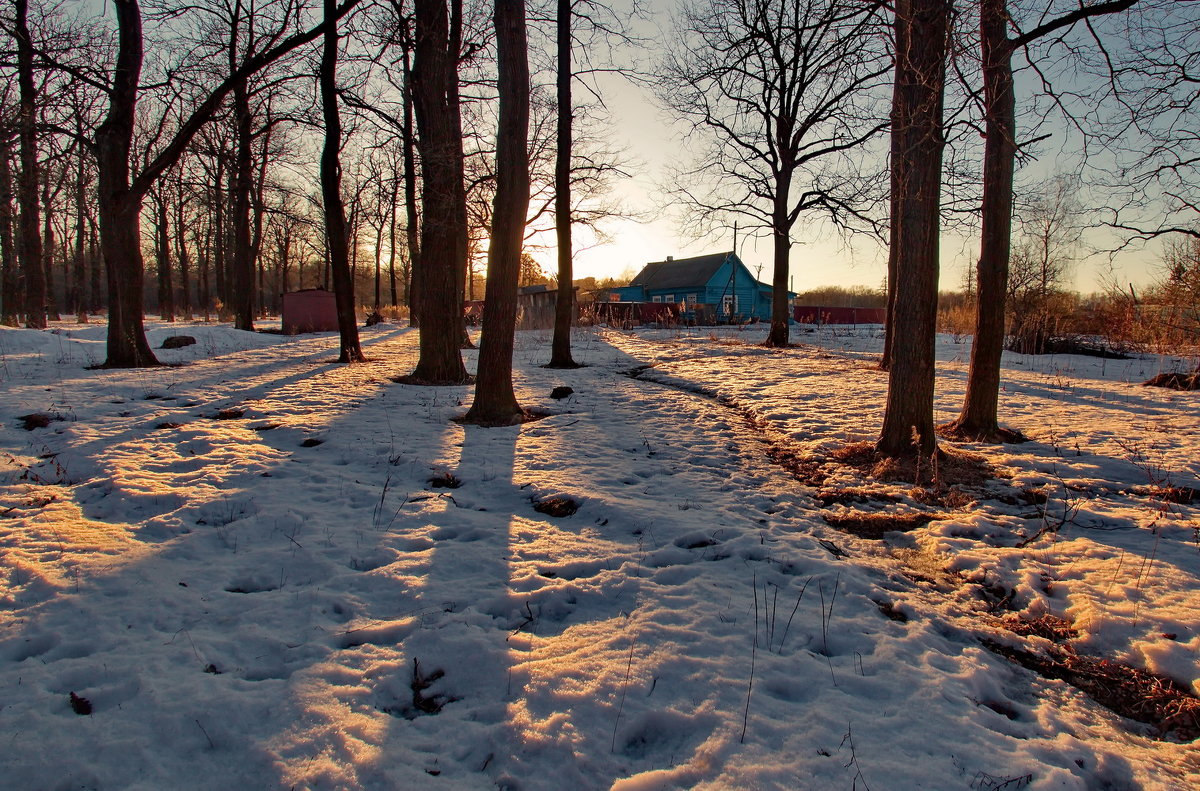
[722,294,737,315]
[652,295,661,303]
[665,294,675,303]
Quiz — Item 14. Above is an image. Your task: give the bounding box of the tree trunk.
[948,0,1014,440]
[373,211,384,310]
[16,0,46,328]
[231,79,256,331]
[402,43,421,323]
[88,218,101,314]
[876,0,948,458]
[881,201,898,371]
[464,0,530,424]
[548,0,578,368]
[72,141,88,318]
[42,173,60,321]
[880,7,909,374]
[212,157,226,313]
[155,192,175,320]
[766,185,792,348]
[97,0,159,367]
[408,0,468,382]
[252,124,271,317]
[0,136,17,325]
[176,173,192,318]
[946,0,1134,440]
[449,0,473,350]
[199,220,212,319]
[388,166,399,306]
[321,0,365,363]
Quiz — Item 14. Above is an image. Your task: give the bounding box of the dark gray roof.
[630,252,734,291]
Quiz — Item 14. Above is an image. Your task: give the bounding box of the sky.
[546,1,1169,296]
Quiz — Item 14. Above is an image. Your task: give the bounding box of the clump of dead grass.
[983,640,1200,741]
[822,509,940,540]
[996,614,1078,643]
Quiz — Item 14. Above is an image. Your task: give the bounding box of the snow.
[1,319,1197,790]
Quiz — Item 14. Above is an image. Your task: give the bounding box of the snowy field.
[1,319,1197,790]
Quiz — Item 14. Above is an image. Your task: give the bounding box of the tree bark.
[72,140,88,318]
[176,172,192,317]
[98,0,159,367]
[449,0,473,350]
[766,183,792,347]
[321,0,365,362]
[155,191,175,320]
[230,78,256,331]
[876,0,949,458]
[464,0,530,424]
[948,0,1013,440]
[0,135,17,325]
[42,170,60,321]
[388,164,399,306]
[548,0,578,368]
[251,123,272,317]
[408,0,468,382]
[880,5,909,374]
[401,43,421,325]
[15,0,46,328]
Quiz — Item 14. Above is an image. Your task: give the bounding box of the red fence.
[792,305,886,325]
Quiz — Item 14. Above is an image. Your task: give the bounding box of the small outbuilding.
[282,289,339,334]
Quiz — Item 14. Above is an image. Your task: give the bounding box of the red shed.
[282,289,339,334]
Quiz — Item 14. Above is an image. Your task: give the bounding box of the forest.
[0,0,1196,433]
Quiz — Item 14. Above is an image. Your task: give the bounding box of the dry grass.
[822,509,940,539]
[983,640,1200,741]
[1144,371,1200,391]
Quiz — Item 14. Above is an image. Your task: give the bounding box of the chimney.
[666,256,674,262]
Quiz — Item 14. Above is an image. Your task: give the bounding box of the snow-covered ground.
[1,319,1197,790]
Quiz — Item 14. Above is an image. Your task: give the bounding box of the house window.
[665,294,675,303]
[688,294,698,306]
[722,294,738,315]
[652,295,661,302]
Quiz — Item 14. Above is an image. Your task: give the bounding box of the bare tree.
[463,0,530,424]
[1003,173,1081,353]
[13,0,46,327]
[945,0,1135,441]
[0,120,16,324]
[876,0,950,459]
[543,0,641,368]
[1104,1,1200,243]
[90,0,359,368]
[320,0,364,362]
[405,0,469,382]
[659,0,891,348]
[546,0,577,368]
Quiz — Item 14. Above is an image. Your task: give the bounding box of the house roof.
[630,252,734,291]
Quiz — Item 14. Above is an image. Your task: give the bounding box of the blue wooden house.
[611,251,789,322]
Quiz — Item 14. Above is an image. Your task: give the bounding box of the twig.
[776,575,812,654]
[610,628,637,753]
[195,718,215,750]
